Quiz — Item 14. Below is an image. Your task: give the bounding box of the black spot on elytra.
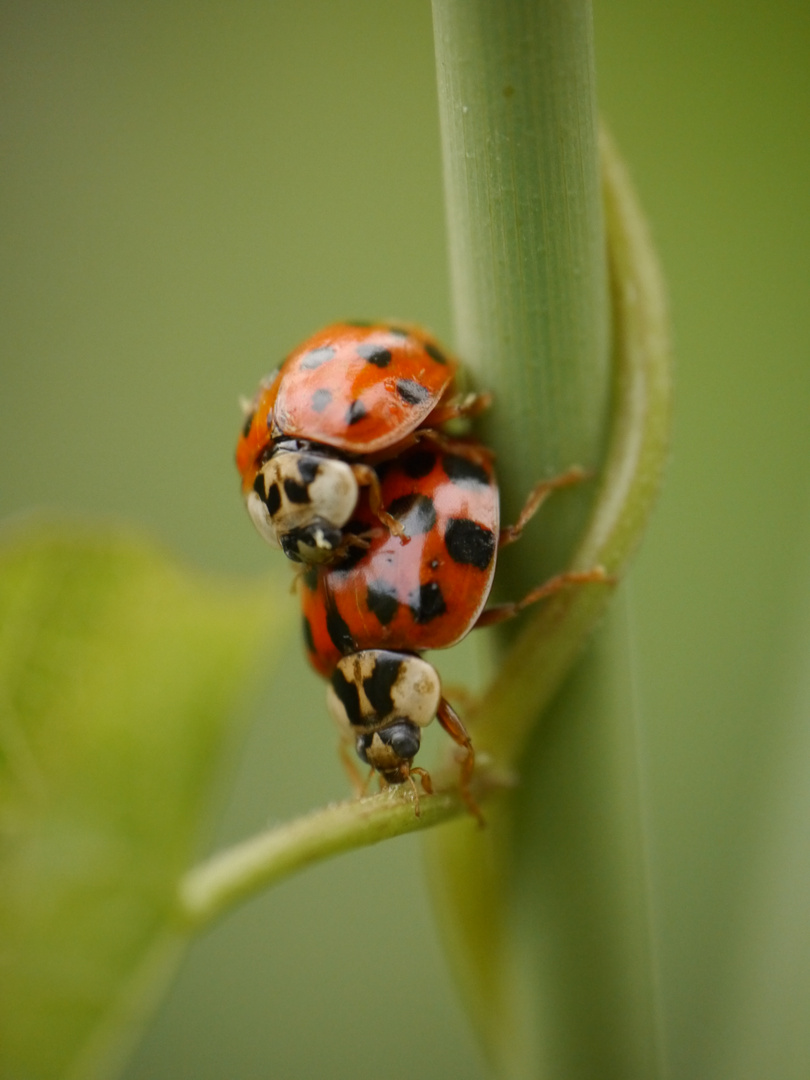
[311,387,332,412]
[346,400,367,425]
[442,453,490,487]
[387,493,437,536]
[410,581,447,624]
[296,455,320,485]
[300,346,335,370]
[362,654,402,718]
[283,478,310,504]
[331,668,363,727]
[366,581,400,626]
[326,607,356,654]
[241,410,255,438]
[301,615,315,654]
[356,344,392,368]
[263,479,282,517]
[423,341,448,366]
[444,518,495,570]
[402,449,436,479]
[396,379,430,406]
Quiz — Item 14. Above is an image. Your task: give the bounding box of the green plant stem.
[176,761,511,931]
[432,0,610,582]
[425,3,670,1075]
[470,128,671,765]
[423,127,670,1076]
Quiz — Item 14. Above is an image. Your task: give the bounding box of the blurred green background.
[2,1,809,1077]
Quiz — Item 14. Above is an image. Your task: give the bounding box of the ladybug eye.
[386,723,421,760]
[365,722,420,762]
[356,723,421,767]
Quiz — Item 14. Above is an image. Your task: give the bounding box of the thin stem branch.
[176,761,512,931]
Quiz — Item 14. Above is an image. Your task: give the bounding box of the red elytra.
[300,441,498,678]
[236,321,458,496]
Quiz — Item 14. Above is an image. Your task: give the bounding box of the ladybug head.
[356,725,422,784]
[278,522,344,563]
[245,444,359,564]
[326,650,441,783]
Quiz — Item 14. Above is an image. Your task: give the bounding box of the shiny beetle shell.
[300,441,498,678]
[236,320,457,497]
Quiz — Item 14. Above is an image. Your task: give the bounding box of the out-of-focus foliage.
[0,522,285,1080]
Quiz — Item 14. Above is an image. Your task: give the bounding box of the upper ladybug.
[236,321,487,564]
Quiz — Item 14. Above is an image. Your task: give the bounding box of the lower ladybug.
[327,649,470,813]
[300,442,606,818]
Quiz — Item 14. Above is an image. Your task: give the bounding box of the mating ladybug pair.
[236,321,604,816]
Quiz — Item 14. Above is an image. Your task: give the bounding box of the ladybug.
[299,442,605,815]
[300,442,500,674]
[236,321,488,563]
[325,649,473,816]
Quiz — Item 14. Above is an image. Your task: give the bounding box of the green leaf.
[0,519,290,1080]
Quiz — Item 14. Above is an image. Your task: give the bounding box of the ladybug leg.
[499,465,590,548]
[474,566,611,630]
[398,766,433,817]
[350,463,409,543]
[289,566,305,595]
[400,769,417,816]
[404,772,421,815]
[436,698,484,826]
[428,389,493,426]
[413,428,496,464]
[330,528,377,563]
[438,683,477,714]
[411,765,434,795]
